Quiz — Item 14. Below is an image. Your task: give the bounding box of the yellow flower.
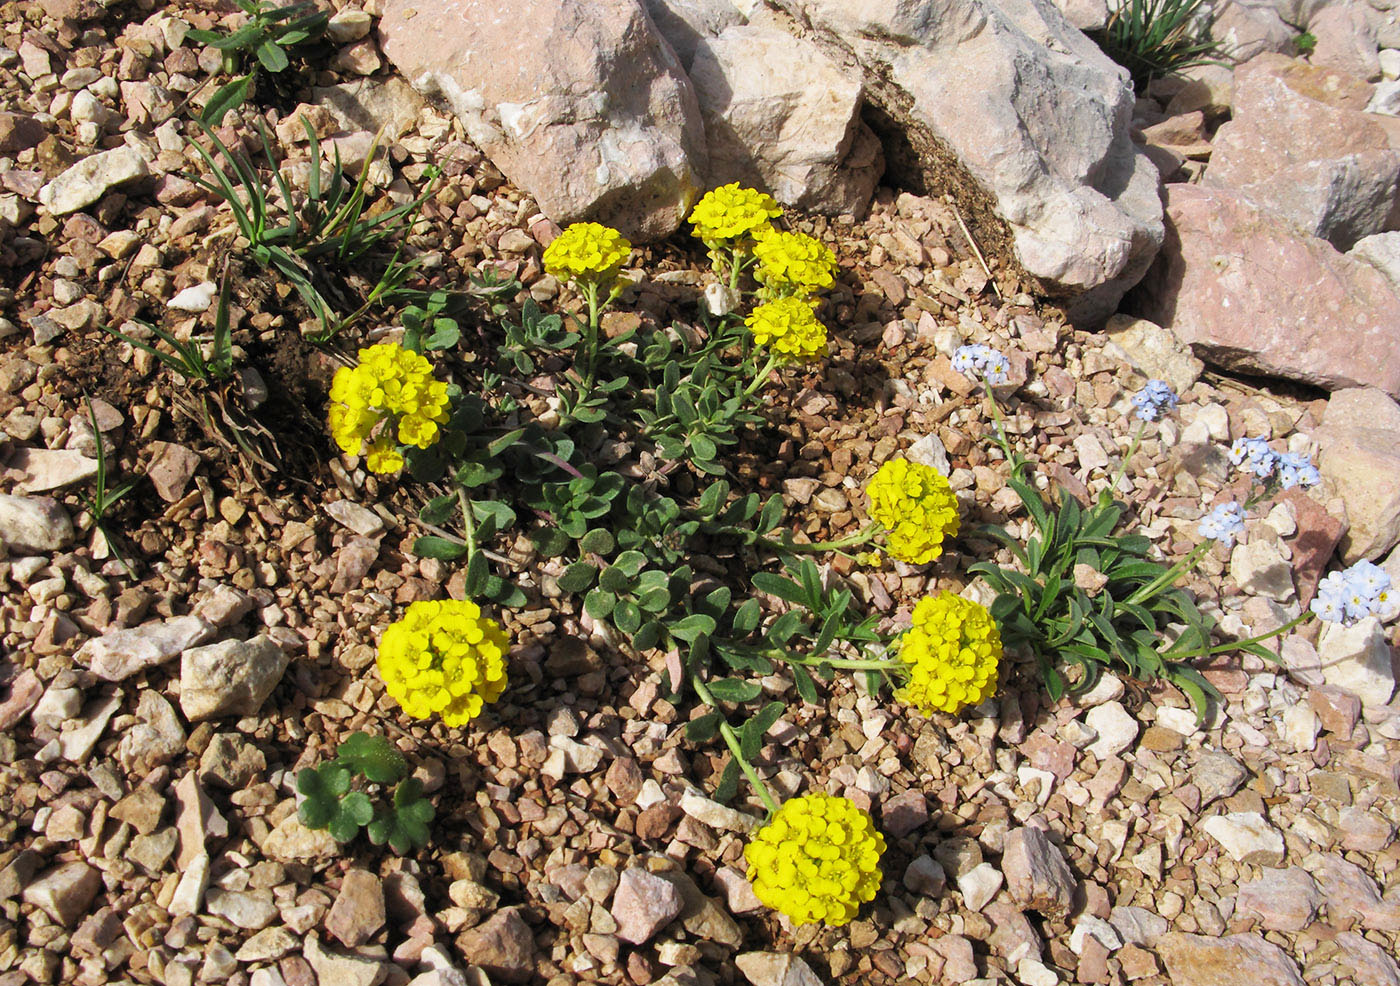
[865,458,960,564]
[744,297,828,362]
[895,592,1002,715]
[377,599,509,727]
[542,222,632,284]
[689,183,783,243]
[326,342,451,474]
[753,227,837,297]
[745,794,885,926]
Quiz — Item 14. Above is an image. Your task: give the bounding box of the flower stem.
[690,674,780,816]
[759,522,881,555]
[457,486,477,564]
[1124,540,1211,606]
[582,280,601,392]
[1108,420,1148,494]
[1167,611,1312,661]
[742,353,780,400]
[982,381,1024,472]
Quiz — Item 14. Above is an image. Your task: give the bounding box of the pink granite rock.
[1235,867,1321,930]
[1130,183,1400,397]
[377,0,704,242]
[1155,933,1305,986]
[1204,54,1400,250]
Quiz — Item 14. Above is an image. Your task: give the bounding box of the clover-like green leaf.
[328,791,374,843]
[296,763,350,829]
[367,778,435,854]
[336,732,408,784]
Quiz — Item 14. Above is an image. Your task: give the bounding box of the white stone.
[1085,702,1138,759]
[78,614,217,682]
[680,791,759,832]
[1282,703,1319,752]
[1154,707,1199,735]
[0,494,74,554]
[38,146,149,216]
[688,23,881,215]
[767,0,1163,323]
[1317,617,1396,708]
[1202,811,1286,865]
[1381,48,1400,80]
[327,9,372,43]
[955,862,1003,912]
[1230,540,1296,602]
[1077,674,1125,706]
[167,281,216,312]
[1070,915,1123,954]
[179,635,289,720]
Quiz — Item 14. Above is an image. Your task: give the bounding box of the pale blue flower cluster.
[1311,560,1392,625]
[1197,501,1246,547]
[1228,437,1320,489]
[952,344,1010,386]
[1131,380,1178,421]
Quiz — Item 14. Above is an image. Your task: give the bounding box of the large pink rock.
[378,0,705,241]
[1204,54,1400,250]
[1131,183,1400,397]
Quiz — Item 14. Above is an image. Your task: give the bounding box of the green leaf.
[633,620,663,651]
[739,701,785,760]
[613,551,647,578]
[413,536,467,560]
[327,790,374,843]
[707,677,762,703]
[752,573,807,606]
[599,565,634,595]
[472,499,517,539]
[579,529,615,555]
[336,732,407,784]
[668,613,716,643]
[531,527,572,557]
[464,552,490,597]
[256,39,290,72]
[367,778,435,853]
[419,493,456,526]
[613,599,643,634]
[698,479,730,516]
[584,589,616,619]
[758,494,786,534]
[201,75,253,126]
[731,597,762,635]
[792,665,819,704]
[558,562,598,594]
[713,757,741,805]
[686,711,723,742]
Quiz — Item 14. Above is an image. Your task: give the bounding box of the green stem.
[781,653,902,673]
[982,381,1024,473]
[690,675,780,816]
[1167,611,1312,661]
[1125,540,1211,607]
[457,486,477,564]
[582,280,601,392]
[1108,420,1148,494]
[742,353,780,400]
[759,522,881,555]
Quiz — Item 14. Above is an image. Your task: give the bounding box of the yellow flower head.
[895,592,1002,715]
[542,222,632,285]
[744,297,829,362]
[327,343,451,473]
[753,227,838,297]
[377,599,509,727]
[689,183,783,243]
[745,793,886,926]
[865,458,960,564]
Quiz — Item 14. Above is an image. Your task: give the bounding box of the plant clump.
[743,793,886,925]
[376,599,510,726]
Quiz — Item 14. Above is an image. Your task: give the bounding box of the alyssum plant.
[303,185,1343,925]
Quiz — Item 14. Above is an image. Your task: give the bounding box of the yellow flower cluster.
[895,592,1002,715]
[744,297,828,362]
[542,222,632,284]
[377,599,509,727]
[689,183,783,243]
[745,794,886,926]
[753,227,838,297]
[328,343,450,474]
[865,458,960,564]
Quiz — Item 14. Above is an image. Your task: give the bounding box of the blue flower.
[1131,379,1178,421]
[1197,501,1246,547]
[1312,562,1392,625]
[1275,452,1320,490]
[952,344,1010,386]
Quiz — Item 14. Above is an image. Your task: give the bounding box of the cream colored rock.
[378,0,705,241]
[1102,314,1203,394]
[688,24,882,215]
[1317,387,1400,560]
[768,0,1163,324]
[1317,617,1396,708]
